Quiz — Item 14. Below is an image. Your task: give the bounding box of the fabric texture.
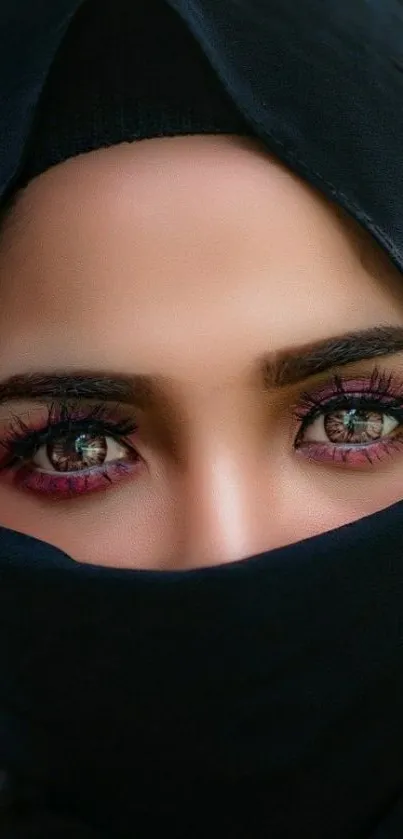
[1,1,403,837]
[13,0,253,190]
[2,503,403,838]
[2,0,403,273]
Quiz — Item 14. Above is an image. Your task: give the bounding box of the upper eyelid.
[292,366,403,417]
[0,404,139,448]
[0,368,401,429]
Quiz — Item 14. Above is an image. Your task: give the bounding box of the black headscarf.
[2,1,403,837]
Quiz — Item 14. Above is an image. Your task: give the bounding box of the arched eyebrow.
[262,324,403,387]
[0,324,402,407]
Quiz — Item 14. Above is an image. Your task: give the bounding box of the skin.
[0,133,403,569]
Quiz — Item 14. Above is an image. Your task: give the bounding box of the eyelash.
[293,365,403,466]
[0,364,402,500]
[0,401,142,499]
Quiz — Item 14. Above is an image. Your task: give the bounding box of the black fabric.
[2,0,403,273]
[13,0,253,191]
[1,1,403,836]
[1,502,403,838]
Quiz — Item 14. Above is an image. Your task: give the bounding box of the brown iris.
[47,432,108,472]
[324,409,383,444]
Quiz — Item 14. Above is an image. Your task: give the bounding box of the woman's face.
[0,133,402,569]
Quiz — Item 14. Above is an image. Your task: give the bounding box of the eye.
[302,408,399,446]
[32,430,129,473]
[0,403,142,499]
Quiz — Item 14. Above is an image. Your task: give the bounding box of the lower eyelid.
[295,433,403,468]
[9,456,143,500]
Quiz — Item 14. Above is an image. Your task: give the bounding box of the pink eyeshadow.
[12,458,141,499]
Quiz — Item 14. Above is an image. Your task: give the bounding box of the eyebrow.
[0,324,402,407]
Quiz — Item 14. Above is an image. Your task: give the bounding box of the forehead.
[0,134,402,384]
[0,135,370,265]
[0,134,395,276]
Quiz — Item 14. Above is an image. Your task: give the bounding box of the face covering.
[2,1,403,837]
[2,503,403,838]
